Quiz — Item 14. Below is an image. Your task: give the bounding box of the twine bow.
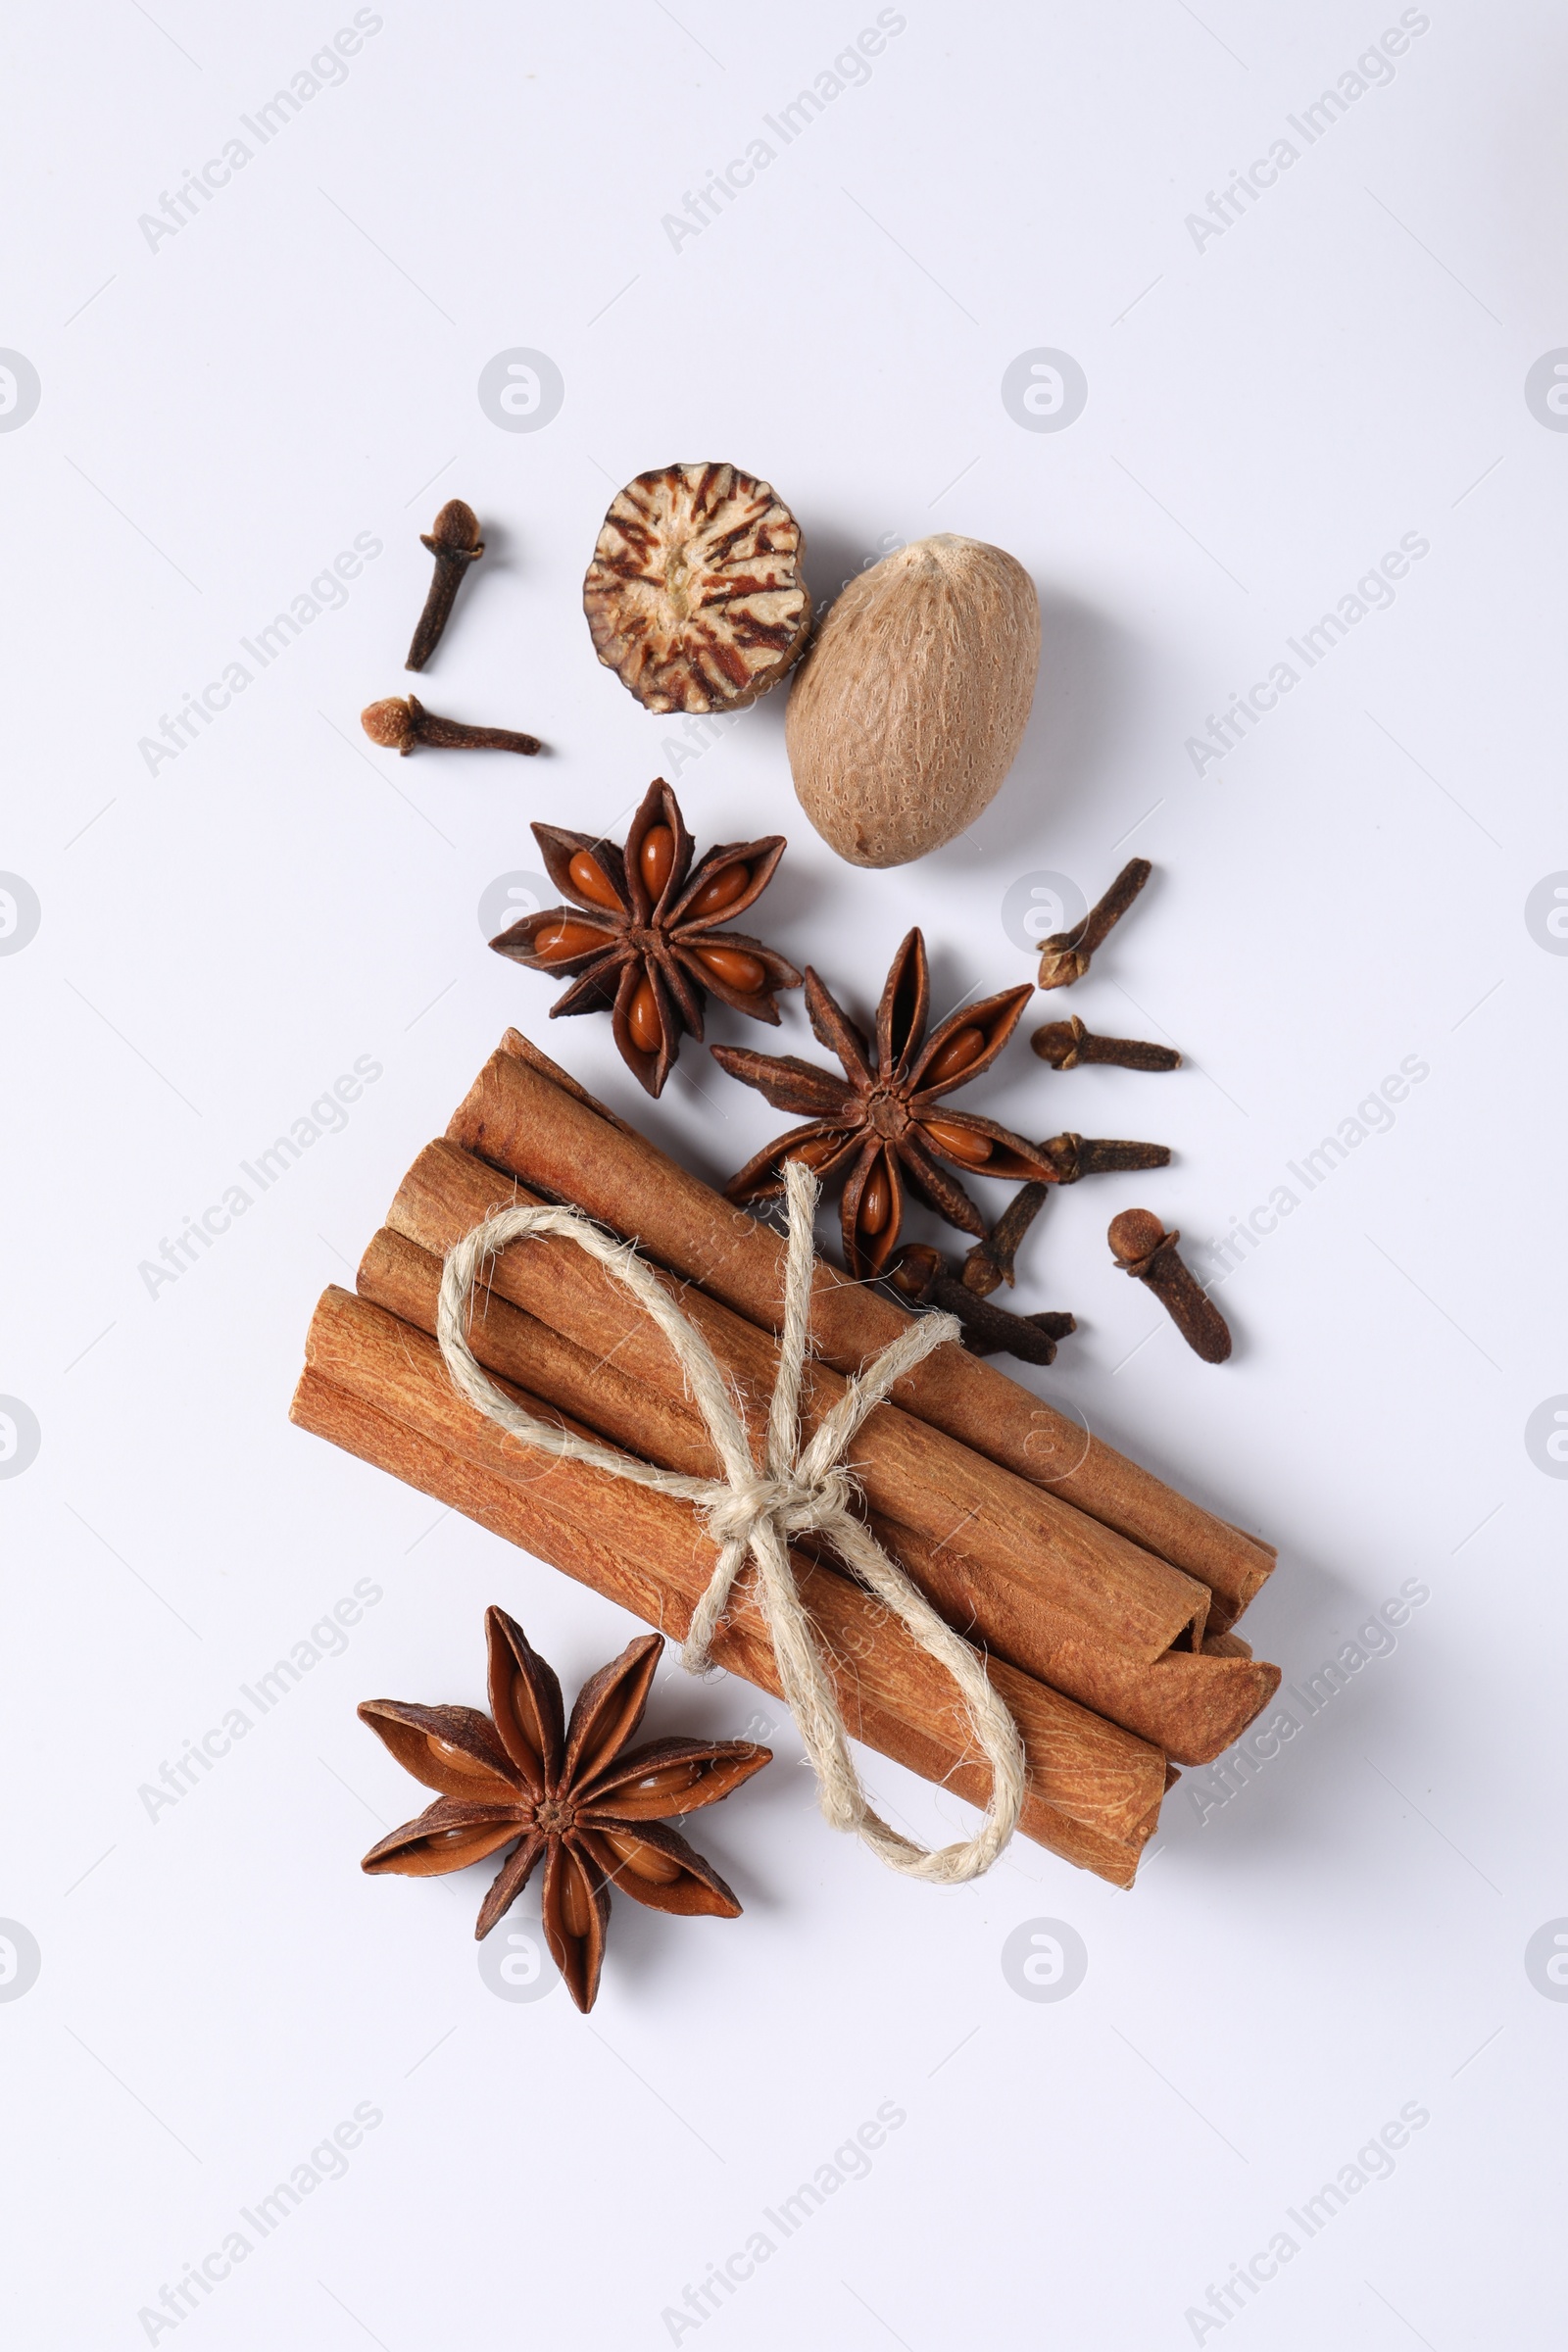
[436,1162,1025,1883]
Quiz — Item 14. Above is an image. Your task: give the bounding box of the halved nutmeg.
[583,463,811,714]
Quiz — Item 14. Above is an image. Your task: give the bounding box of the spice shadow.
[971,586,1136,860]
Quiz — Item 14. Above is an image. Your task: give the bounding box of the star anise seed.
[488,777,803,1097]
[359,1608,770,2012]
[711,927,1061,1279]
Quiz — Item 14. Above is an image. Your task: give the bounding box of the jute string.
[436,1161,1025,1883]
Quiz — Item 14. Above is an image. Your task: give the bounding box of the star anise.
[488,777,802,1097]
[711,928,1060,1279]
[358,1608,770,2012]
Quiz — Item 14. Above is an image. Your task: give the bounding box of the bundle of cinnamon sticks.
[291,1030,1282,1888]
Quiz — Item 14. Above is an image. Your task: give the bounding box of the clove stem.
[405,500,485,672]
[361,695,541,758]
[962,1183,1051,1296]
[1107,1208,1231,1364]
[886,1244,1075,1367]
[1037,858,1152,990]
[1032,1015,1180,1072]
[1040,1132,1171,1183]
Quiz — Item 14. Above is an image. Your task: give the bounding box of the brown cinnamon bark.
[379,1144,1212,1664]
[290,1286,1168,1883]
[359,1223,1278,1764]
[359,1224,716,1478]
[448,1033,1275,1630]
[863,1514,1279,1764]
[295,1365,1157,1886]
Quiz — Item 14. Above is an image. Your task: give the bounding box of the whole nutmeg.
[784,533,1041,867]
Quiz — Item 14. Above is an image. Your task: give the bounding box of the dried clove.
[960,1137,1170,1297]
[1037,858,1152,990]
[1039,1132,1171,1183]
[1107,1208,1231,1363]
[405,499,485,671]
[962,1182,1051,1296]
[361,695,540,758]
[884,1243,1075,1366]
[961,1303,1078,1362]
[1032,1014,1180,1073]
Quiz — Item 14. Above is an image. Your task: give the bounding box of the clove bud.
[1037,858,1152,989]
[1032,1014,1180,1073]
[1107,1208,1231,1363]
[885,1243,1075,1367]
[959,1137,1170,1298]
[406,498,485,672]
[962,1182,1050,1296]
[1040,1132,1171,1184]
[361,695,541,758]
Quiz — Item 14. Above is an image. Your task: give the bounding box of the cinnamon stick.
[379,1143,1212,1664]
[359,1224,716,1479]
[295,1366,1158,1886]
[291,1286,1168,1882]
[863,1515,1278,1764]
[359,1223,1278,1765]
[449,1033,1276,1629]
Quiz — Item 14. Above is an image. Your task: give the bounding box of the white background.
[3,3,1565,2345]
